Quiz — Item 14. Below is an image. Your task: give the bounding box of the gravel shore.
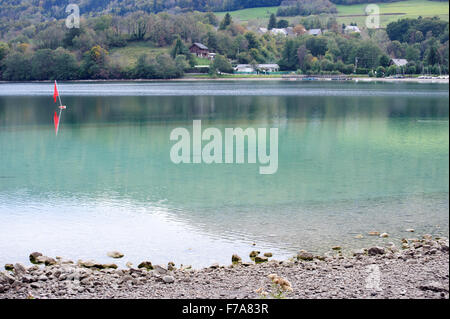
[1,235,448,299]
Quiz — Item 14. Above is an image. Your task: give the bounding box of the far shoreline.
[0,76,448,84]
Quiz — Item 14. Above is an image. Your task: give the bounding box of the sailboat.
[53,80,67,136]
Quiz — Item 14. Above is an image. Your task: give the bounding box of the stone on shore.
[297,250,314,261]
[249,251,260,258]
[29,252,43,264]
[107,251,124,259]
[406,229,415,232]
[232,254,242,264]
[380,233,389,238]
[0,271,16,285]
[13,263,27,276]
[154,265,168,275]
[368,231,380,236]
[263,252,273,258]
[353,249,366,257]
[102,264,118,269]
[354,234,364,239]
[254,256,268,263]
[138,261,153,270]
[4,264,14,271]
[368,246,386,256]
[419,281,448,293]
[332,246,342,251]
[162,275,175,284]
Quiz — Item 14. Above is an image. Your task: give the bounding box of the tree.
[171,37,188,58]
[212,55,233,73]
[353,42,382,69]
[219,13,232,30]
[297,45,308,71]
[426,45,441,66]
[0,42,10,61]
[3,52,32,81]
[268,14,277,30]
[277,20,289,29]
[53,48,79,80]
[31,49,56,80]
[306,37,328,56]
[376,66,385,78]
[175,55,190,72]
[81,45,110,79]
[379,54,390,68]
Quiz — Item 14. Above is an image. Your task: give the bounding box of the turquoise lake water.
[0,81,448,268]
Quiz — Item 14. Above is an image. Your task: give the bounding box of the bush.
[376,66,385,78]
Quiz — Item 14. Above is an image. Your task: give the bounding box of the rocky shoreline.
[1,234,448,299]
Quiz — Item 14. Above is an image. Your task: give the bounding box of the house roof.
[258,27,268,33]
[271,28,288,36]
[391,59,408,67]
[192,43,208,50]
[257,64,280,69]
[308,29,322,35]
[345,26,361,32]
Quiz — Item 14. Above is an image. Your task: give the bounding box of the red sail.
[53,81,59,103]
[53,111,59,134]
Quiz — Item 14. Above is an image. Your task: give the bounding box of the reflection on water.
[0,81,448,268]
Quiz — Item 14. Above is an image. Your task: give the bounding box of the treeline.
[277,0,337,17]
[0,0,284,22]
[0,11,448,81]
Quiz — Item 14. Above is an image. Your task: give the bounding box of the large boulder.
[13,263,27,276]
[0,271,16,285]
[297,250,314,261]
[254,256,268,263]
[29,252,43,264]
[231,254,242,264]
[368,246,385,256]
[138,261,154,270]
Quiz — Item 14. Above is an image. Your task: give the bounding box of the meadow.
[215,0,449,28]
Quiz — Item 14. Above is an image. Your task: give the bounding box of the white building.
[391,59,408,67]
[345,25,361,34]
[258,27,295,37]
[234,64,280,73]
[308,29,322,36]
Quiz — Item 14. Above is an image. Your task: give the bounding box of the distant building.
[308,29,322,36]
[391,59,408,67]
[189,43,209,58]
[344,25,361,34]
[235,64,256,73]
[257,64,280,73]
[258,27,295,37]
[258,27,268,35]
[234,64,280,73]
[207,53,216,61]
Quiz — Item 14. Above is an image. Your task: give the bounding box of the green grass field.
[336,0,449,27]
[109,42,168,67]
[215,6,278,21]
[215,0,449,28]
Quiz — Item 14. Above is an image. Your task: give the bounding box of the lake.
[0,81,448,268]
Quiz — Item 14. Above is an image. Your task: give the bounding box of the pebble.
[107,251,124,259]
[162,275,175,284]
